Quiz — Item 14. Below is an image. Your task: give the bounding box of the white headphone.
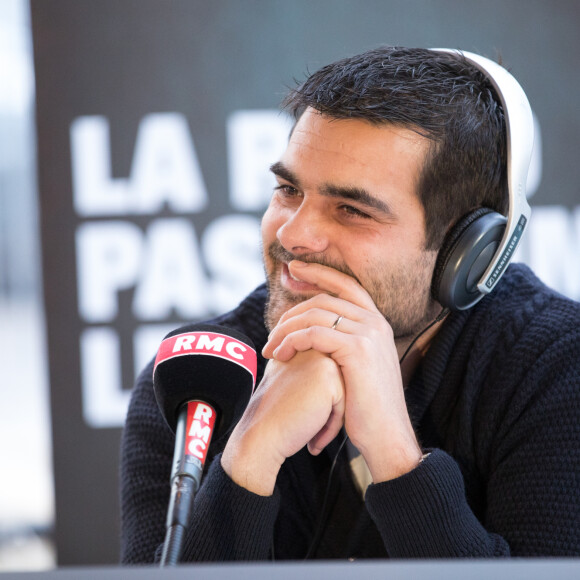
[430,49,534,310]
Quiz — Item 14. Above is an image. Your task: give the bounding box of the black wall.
[31,0,580,565]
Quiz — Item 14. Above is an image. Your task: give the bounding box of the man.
[120,46,580,562]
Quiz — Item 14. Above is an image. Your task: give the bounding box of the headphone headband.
[431,48,533,297]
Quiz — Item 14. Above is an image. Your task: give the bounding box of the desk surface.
[2,559,579,579]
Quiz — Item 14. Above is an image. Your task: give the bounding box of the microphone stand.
[160,404,208,566]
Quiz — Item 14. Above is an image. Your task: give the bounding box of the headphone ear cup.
[432,208,507,310]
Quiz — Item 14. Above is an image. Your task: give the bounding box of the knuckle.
[311,293,335,309]
[354,334,373,351]
[304,325,320,340]
[310,307,328,320]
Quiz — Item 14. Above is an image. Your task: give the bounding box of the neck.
[396,311,448,388]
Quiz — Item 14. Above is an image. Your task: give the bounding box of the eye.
[274,184,301,198]
[339,204,371,219]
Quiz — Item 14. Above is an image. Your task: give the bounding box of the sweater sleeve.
[179,456,280,561]
[365,449,509,557]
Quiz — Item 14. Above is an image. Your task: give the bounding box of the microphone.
[153,323,257,566]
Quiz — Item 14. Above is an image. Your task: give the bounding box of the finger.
[271,324,356,362]
[307,391,345,455]
[263,309,353,358]
[275,291,364,327]
[289,260,377,310]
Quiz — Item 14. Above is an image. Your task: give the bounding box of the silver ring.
[331,314,344,330]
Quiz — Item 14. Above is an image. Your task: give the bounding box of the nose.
[277,201,330,256]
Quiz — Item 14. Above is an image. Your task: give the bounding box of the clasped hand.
[221,260,422,496]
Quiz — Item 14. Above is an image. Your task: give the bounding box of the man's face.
[261,108,440,340]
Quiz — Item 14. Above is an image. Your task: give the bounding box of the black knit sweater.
[120,264,580,562]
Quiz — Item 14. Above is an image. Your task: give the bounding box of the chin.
[264,284,304,331]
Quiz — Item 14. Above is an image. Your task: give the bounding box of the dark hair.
[282,46,508,250]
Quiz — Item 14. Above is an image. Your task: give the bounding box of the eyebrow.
[270,161,300,188]
[269,161,394,216]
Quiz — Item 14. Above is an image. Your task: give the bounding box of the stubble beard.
[263,240,439,340]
